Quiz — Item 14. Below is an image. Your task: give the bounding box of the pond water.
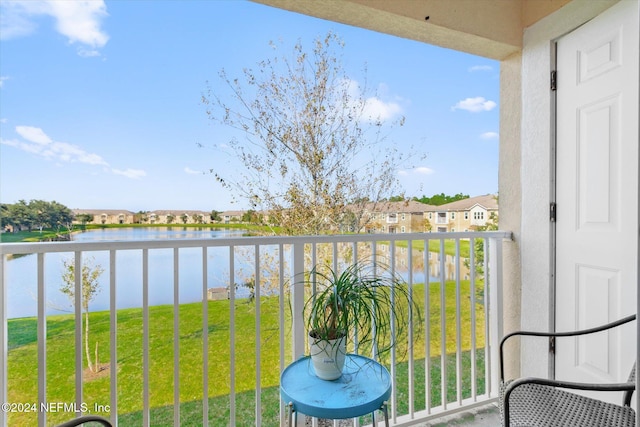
[5,227,250,319]
[71,227,247,242]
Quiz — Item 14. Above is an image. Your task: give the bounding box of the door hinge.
[549,336,556,355]
[550,202,556,222]
[551,70,557,91]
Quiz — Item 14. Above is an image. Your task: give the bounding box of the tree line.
[384,193,470,207]
[412,193,469,206]
[1,200,74,233]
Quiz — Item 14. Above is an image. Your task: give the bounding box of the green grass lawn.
[0,229,66,242]
[7,281,486,426]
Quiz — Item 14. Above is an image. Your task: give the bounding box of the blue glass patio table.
[280,354,391,426]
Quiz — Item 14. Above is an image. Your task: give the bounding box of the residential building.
[72,209,134,225]
[362,196,499,234]
[150,210,211,224]
[72,209,211,225]
[426,194,498,232]
[363,200,434,233]
[220,210,245,224]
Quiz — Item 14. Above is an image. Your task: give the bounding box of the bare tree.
[60,257,104,373]
[203,32,417,235]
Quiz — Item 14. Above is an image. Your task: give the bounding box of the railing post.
[487,236,504,396]
[288,242,306,427]
[37,254,47,427]
[0,255,6,427]
[291,242,305,360]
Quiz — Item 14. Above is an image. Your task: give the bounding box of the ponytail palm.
[305,260,419,358]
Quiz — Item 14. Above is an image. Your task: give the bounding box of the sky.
[0,0,499,212]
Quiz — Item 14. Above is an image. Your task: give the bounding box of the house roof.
[72,209,134,215]
[73,209,212,216]
[433,194,498,211]
[150,210,209,216]
[220,210,245,217]
[364,200,436,214]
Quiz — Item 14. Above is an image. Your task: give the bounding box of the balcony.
[0,231,511,426]
[435,214,447,225]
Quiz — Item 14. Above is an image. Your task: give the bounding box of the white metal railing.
[0,231,510,427]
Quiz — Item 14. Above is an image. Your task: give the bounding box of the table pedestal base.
[286,401,389,427]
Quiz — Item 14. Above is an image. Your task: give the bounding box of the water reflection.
[72,226,247,241]
[377,244,472,282]
[5,228,248,319]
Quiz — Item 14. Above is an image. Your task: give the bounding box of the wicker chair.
[499,314,636,427]
[55,415,113,427]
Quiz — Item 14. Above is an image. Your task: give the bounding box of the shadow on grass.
[118,350,486,426]
[118,386,282,427]
[394,349,486,414]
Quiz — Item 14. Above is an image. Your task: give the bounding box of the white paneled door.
[555,0,638,403]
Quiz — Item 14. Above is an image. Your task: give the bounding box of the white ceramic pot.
[309,332,346,380]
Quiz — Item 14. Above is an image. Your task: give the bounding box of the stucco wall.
[499,50,522,380]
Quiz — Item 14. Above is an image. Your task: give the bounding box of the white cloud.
[0,0,109,55]
[398,166,434,176]
[0,1,42,39]
[343,78,403,123]
[15,128,108,166]
[112,168,146,179]
[362,96,402,122]
[50,141,108,165]
[451,97,497,113]
[3,125,147,179]
[468,65,493,72]
[0,138,20,148]
[185,167,201,175]
[78,48,102,58]
[414,166,434,175]
[480,131,499,140]
[0,76,9,88]
[16,125,52,144]
[48,1,109,47]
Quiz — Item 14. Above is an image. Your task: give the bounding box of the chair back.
[623,362,636,407]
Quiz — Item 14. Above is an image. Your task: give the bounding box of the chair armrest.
[503,377,635,426]
[55,415,113,427]
[499,314,636,380]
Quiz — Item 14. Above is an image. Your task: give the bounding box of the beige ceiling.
[253,0,577,60]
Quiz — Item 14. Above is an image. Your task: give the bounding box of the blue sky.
[0,0,499,212]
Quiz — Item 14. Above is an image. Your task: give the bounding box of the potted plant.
[304,260,419,380]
